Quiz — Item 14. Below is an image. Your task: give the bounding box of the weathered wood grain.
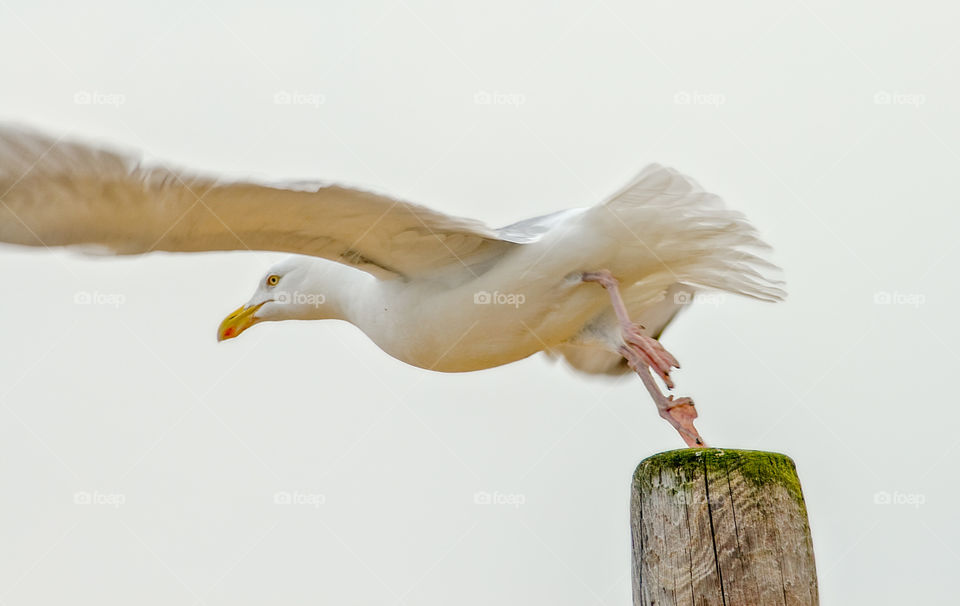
[631,449,818,606]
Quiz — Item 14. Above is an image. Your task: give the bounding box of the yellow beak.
[217,302,266,341]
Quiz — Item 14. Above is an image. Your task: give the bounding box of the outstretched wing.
[0,125,517,280]
[495,208,585,243]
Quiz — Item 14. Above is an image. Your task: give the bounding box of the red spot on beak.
[223,327,236,338]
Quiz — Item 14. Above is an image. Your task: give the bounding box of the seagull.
[0,125,783,447]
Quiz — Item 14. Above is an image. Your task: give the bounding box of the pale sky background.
[1,1,957,604]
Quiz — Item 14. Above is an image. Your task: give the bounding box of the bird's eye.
[266,275,280,286]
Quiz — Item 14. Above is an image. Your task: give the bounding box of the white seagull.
[0,125,784,447]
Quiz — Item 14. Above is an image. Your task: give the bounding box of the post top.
[635,448,804,509]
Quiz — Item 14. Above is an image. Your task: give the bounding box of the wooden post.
[631,449,818,606]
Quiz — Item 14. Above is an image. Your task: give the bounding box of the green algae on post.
[634,448,807,512]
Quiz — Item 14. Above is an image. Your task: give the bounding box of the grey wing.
[0,124,520,280]
[495,208,586,243]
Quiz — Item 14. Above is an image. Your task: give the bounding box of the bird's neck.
[297,261,379,323]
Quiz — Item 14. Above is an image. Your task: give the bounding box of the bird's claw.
[587,270,704,448]
[622,324,679,389]
[659,398,705,448]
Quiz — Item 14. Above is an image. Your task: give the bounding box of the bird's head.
[217,256,336,341]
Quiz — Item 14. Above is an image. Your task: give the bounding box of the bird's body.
[313,238,606,374]
[0,124,784,446]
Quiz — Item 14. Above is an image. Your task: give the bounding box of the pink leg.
[581,271,678,386]
[583,270,705,448]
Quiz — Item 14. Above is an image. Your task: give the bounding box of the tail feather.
[549,165,784,377]
[597,163,784,303]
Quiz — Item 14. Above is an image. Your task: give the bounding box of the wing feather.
[0,125,515,279]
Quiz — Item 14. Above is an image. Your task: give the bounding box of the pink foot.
[622,323,679,389]
[583,270,706,448]
[658,397,704,448]
[621,346,706,448]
